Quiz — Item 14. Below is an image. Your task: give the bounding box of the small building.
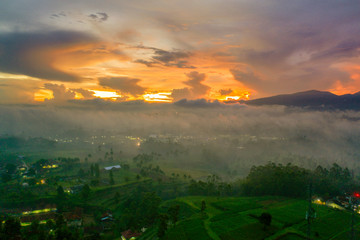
[101,212,114,222]
[64,212,82,227]
[104,165,121,171]
[101,212,114,231]
[121,229,142,240]
[325,200,345,210]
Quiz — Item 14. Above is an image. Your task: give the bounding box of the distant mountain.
[243,90,360,110]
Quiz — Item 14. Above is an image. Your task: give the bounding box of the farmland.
[142,196,360,240]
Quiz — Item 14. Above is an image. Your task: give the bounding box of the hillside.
[139,196,360,240]
[243,90,360,110]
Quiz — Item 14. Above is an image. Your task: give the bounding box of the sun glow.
[216,91,251,102]
[34,90,53,102]
[143,92,172,102]
[93,90,122,99]
[225,96,241,101]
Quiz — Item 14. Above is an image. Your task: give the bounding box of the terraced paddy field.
[141,196,360,240]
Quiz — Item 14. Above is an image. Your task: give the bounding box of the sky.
[1,0,360,104]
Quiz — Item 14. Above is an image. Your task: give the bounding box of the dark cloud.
[184,71,210,96]
[134,59,154,67]
[230,67,263,90]
[312,40,360,61]
[67,98,146,110]
[0,31,97,82]
[50,11,66,19]
[174,98,222,108]
[172,60,196,69]
[171,71,210,101]
[134,46,195,69]
[44,83,76,102]
[72,88,95,99]
[99,77,146,96]
[153,49,188,63]
[209,0,360,95]
[0,78,39,104]
[88,12,109,22]
[171,88,192,101]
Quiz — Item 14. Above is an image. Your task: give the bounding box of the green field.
[149,196,360,240]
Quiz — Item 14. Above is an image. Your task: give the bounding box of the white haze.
[1,101,360,175]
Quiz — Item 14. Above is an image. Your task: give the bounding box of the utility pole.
[350,192,360,240]
[306,182,313,240]
[351,196,355,240]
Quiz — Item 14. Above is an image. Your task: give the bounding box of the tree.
[46,219,55,230]
[5,163,16,174]
[243,162,310,197]
[168,204,180,226]
[3,217,21,239]
[114,192,120,204]
[140,192,162,227]
[94,163,100,178]
[123,163,130,170]
[90,164,94,177]
[109,170,115,185]
[201,200,206,213]
[78,168,85,177]
[1,172,11,183]
[29,220,40,235]
[157,214,169,238]
[0,216,3,233]
[259,212,272,230]
[81,184,91,201]
[57,185,66,200]
[55,214,66,228]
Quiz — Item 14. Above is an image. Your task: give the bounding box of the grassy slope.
[149,196,360,240]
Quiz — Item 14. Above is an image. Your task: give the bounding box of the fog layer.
[1,101,360,175]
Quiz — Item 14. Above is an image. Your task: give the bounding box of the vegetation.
[1,135,360,240]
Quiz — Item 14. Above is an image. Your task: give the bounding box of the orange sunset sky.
[1,0,360,104]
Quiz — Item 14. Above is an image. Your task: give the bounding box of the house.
[325,200,345,210]
[104,165,121,171]
[121,229,142,240]
[100,212,114,231]
[100,212,114,222]
[64,212,83,227]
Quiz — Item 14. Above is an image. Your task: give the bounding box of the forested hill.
[242,90,360,110]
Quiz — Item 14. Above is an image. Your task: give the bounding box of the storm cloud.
[0,31,97,82]
[99,77,146,96]
[171,71,210,101]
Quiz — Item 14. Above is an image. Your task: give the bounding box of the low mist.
[2,101,360,177]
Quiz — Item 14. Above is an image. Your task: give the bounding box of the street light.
[350,192,360,240]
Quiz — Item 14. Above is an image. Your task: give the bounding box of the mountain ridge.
[242,90,360,110]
